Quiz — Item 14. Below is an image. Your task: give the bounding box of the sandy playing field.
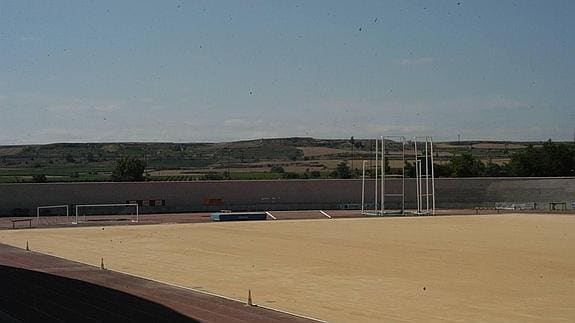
[0,214,574,322]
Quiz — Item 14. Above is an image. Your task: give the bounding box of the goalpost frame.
[74,203,139,224]
[360,135,436,216]
[37,205,69,225]
[413,136,435,215]
[381,135,406,215]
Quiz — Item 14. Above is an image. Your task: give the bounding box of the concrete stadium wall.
[0,178,574,216]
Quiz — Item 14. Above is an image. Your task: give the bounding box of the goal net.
[74,203,139,224]
[37,205,69,226]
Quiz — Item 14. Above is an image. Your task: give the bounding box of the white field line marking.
[265,211,277,220]
[22,250,326,323]
[320,210,332,219]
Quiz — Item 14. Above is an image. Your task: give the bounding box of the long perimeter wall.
[1,177,574,216]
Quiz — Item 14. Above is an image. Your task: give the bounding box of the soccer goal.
[74,203,139,224]
[37,205,70,226]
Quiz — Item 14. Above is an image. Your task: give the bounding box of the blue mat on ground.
[210,212,267,221]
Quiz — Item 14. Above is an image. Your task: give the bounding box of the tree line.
[36,140,571,182]
[112,140,574,181]
[335,140,574,179]
[413,140,574,178]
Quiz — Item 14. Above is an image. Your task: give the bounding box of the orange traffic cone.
[247,289,253,306]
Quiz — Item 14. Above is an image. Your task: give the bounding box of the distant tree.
[350,136,355,170]
[507,144,539,176]
[334,161,352,179]
[32,174,47,183]
[484,162,508,177]
[310,170,321,178]
[65,154,75,163]
[433,163,452,177]
[449,152,485,177]
[111,157,146,182]
[383,156,391,174]
[282,172,299,179]
[270,165,285,173]
[405,161,416,178]
[507,140,575,177]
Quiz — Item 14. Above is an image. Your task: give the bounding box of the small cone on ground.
[25,241,30,251]
[247,289,253,306]
[100,257,105,270]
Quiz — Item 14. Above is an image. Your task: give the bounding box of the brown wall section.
[0,178,574,216]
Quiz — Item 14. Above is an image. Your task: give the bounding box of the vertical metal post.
[425,137,430,213]
[430,137,436,215]
[401,138,405,214]
[418,159,423,214]
[361,160,366,214]
[414,139,419,214]
[381,136,384,214]
[374,138,378,214]
[415,160,419,214]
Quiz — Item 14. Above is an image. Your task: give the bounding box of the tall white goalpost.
[382,135,406,214]
[74,203,139,224]
[413,136,435,215]
[361,135,435,216]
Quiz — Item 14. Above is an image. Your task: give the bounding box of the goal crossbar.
[74,203,139,224]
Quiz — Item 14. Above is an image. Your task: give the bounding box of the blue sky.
[1,0,574,144]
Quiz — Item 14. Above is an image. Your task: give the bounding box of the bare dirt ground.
[0,214,574,322]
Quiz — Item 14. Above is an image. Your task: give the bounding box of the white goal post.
[74,203,139,224]
[37,205,69,224]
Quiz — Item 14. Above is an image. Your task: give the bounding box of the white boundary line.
[265,211,277,220]
[319,210,332,219]
[22,250,326,323]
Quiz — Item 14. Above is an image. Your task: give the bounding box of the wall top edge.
[0,177,574,187]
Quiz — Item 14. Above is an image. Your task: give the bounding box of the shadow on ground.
[0,265,197,322]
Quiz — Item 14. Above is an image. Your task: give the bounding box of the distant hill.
[0,138,553,183]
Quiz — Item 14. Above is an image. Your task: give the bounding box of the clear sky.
[1,0,574,144]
